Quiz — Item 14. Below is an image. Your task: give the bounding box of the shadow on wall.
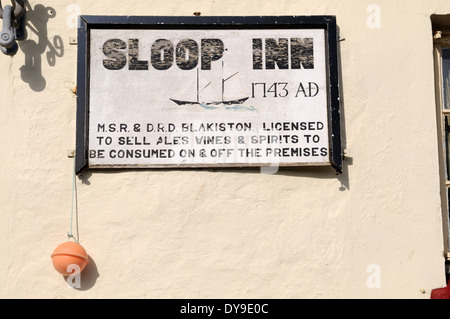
[63,255,99,291]
[19,2,63,92]
[336,25,350,191]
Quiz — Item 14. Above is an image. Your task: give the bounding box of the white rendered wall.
[0,0,448,298]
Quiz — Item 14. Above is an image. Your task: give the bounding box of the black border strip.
[75,17,89,174]
[325,16,343,173]
[75,15,342,174]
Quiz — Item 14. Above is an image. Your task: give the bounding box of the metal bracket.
[0,0,25,56]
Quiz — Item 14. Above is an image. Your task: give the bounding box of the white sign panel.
[76,16,342,173]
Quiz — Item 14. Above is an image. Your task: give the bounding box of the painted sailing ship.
[170,62,249,106]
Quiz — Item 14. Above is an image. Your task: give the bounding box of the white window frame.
[433,31,450,259]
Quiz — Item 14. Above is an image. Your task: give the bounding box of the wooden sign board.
[75,16,342,174]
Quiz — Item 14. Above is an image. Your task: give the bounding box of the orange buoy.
[51,241,89,276]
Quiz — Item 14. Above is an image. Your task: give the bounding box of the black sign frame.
[75,15,342,174]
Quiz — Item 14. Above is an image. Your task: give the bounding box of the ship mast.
[222,61,239,103]
[221,61,224,103]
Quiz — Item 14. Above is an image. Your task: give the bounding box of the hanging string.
[67,156,78,242]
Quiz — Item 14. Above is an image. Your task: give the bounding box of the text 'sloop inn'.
[75,16,342,174]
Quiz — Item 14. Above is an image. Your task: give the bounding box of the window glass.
[445,116,450,180]
[442,48,450,109]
